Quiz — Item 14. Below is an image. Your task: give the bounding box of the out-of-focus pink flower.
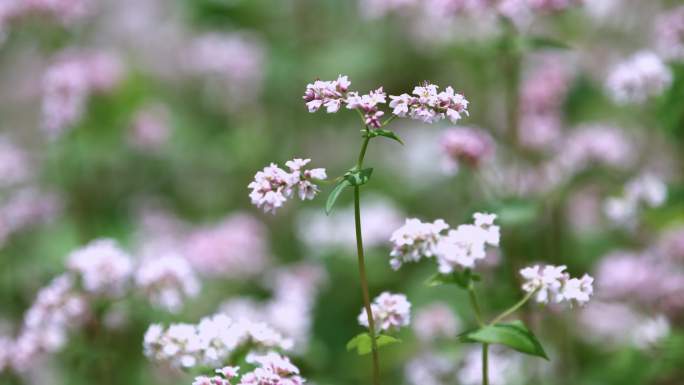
[184,213,270,278]
[128,104,171,151]
[135,254,200,313]
[413,302,460,343]
[67,238,134,297]
[605,51,672,105]
[458,346,523,385]
[654,6,684,62]
[186,32,265,108]
[0,188,62,247]
[440,126,494,171]
[41,50,123,139]
[0,135,32,188]
[554,124,635,174]
[658,226,684,262]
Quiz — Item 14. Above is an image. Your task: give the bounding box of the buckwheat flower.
[286,158,328,200]
[249,159,326,214]
[520,264,567,304]
[248,163,292,214]
[67,238,133,297]
[555,124,635,174]
[193,376,230,385]
[358,292,411,332]
[520,264,594,306]
[440,126,493,171]
[216,366,240,378]
[604,173,667,227]
[434,212,500,273]
[128,104,171,151]
[654,6,684,62]
[143,322,202,368]
[303,75,350,113]
[346,87,387,128]
[135,254,200,313]
[240,352,305,385]
[389,218,449,270]
[413,302,460,342]
[390,83,469,124]
[605,51,673,105]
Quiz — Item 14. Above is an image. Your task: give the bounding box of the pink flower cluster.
[605,51,672,105]
[67,238,134,297]
[440,126,493,171]
[192,366,240,385]
[654,6,684,62]
[248,158,327,214]
[128,104,171,151]
[303,75,469,127]
[41,50,123,139]
[0,135,32,188]
[0,188,62,248]
[389,213,500,273]
[0,0,91,37]
[135,254,200,313]
[520,265,594,306]
[413,302,460,343]
[358,292,412,332]
[389,83,469,124]
[238,352,305,385]
[184,213,271,278]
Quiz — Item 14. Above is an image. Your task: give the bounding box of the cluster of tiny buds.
[191,352,304,385]
[303,75,469,127]
[389,213,499,273]
[358,292,412,333]
[248,158,327,214]
[520,265,594,306]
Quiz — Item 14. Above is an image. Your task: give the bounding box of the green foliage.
[464,321,549,360]
[346,333,401,355]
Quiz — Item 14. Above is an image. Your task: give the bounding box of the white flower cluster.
[248,158,327,214]
[239,352,305,385]
[435,213,500,273]
[390,83,469,124]
[358,292,411,333]
[192,366,240,385]
[520,265,594,306]
[389,218,449,270]
[67,238,134,297]
[143,314,292,369]
[605,51,672,105]
[135,254,200,313]
[389,213,500,273]
[303,75,469,127]
[604,173,667,228]
[11,275,88,371]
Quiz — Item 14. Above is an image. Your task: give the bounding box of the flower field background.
[1,1,684,385]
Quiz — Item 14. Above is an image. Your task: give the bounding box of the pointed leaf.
[326,179,351,215]
[346,332,372,355]
[376,334,401,348]
[371,129,404,145]
[466,321,549,360]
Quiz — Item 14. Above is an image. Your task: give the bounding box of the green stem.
[468,284,487,385]
[354,130,380,385]
[468,284,485,327]
[482,343,489,385]
[490,289,536,325]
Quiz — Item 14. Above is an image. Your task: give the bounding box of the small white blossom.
[605,51,672,105]
[135,254,200,313]
[239,352,305,385]
[67,238,133,297]
[520,264,594,306]
[358,292,411,332]
[249,159,326,214]
[389,83,469,124]
[434,212,500,273]
[389,218,449,270]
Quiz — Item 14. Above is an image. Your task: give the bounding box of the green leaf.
[369,129,404,145]
[425,269,479,289]
[346,333,373,355]
[466,321,549,360]
[376,334,401,348]
[344,168,374,187]
[346,333,401,355]
[325,179,351,215]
